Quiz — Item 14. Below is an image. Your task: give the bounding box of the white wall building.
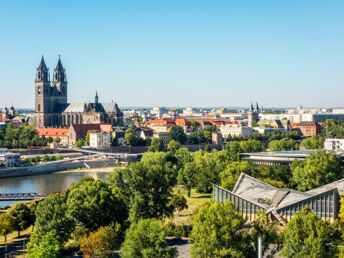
[89,132,112,149]
[219,125,253,139]
[324,138,344,151]
[150,107,161,118]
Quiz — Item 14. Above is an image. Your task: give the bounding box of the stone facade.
[31,56,123,128]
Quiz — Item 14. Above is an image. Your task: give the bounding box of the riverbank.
[0,159,118,179]
[59,166,116,173]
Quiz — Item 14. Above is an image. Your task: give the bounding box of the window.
[37,104,41,112]
[37,87,41,95]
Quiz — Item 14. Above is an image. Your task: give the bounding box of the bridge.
[0,193,45,201]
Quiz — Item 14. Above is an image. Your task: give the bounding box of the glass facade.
[213,185,265,222]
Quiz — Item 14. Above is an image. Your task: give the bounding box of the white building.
[324,138,344,151]
[0,152,22,167]
[89,132,112,149]
[150,107,161,118]
[183,107,194,116]
[219,125,253,139]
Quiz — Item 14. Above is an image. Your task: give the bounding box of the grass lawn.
[0,226,33,245]
[171,186,211,225]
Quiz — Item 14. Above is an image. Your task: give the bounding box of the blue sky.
[0,0,344,108]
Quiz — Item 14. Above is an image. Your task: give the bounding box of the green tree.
[75,138,86,148]
[177,162,196,197]
[300,137,324,150]
[268,138,298,151]
[281,207,338,258]
[169,195,188,214]
[80,225,121,258]
[167,140,181,155]
[223,141,241,161]
[291,150,343,191]
[27,230,61,258]
[121,219,177,258]
[193,150,228,193]
[220,161,253,190]
[249,210,280,256]
[148,138,165,152]
[67,177,125,231]
[0,213,12,242]
[239,139,264,153]
[54,137,61,143]
[191,202,253,258]
[107,152,176,222]
[34,193,74,244]
[124,127,146,146]
[168,126,187,144]
[8,203,34,237]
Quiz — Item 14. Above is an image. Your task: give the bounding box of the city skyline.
[1,1,344,108]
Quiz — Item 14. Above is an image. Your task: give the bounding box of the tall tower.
[53,55,67,105]
[35,56,52,127]
[248,102,254,127]
[95,91,99,104]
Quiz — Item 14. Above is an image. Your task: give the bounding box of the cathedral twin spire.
[36,55,66,83]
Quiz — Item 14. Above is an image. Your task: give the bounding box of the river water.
[0,170,111,207]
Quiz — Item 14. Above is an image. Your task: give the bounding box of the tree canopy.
[8,203,34,237]
[268,138,298,151]
[107,152,176,222]
[121,219,177,258]
[33,193,74,244]
[291,150,343,191]
[281,207,339,258]
[191,201,254,258]
[27,231,61,258]
[168,126,187,144]
[66,177,125,231]
[80,225,121,258]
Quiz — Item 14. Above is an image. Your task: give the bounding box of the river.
[0,170,111,207]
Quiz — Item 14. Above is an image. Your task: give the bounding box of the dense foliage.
[0,124,49,148]
[281,207,339,258]
[168,126,187,144]
[67,178,125,231]
[291,150,343,191]
[27,231,61,258]
[107,152,177,222]
[121,219,177,258]
[191,202,254,257]
[8,203,34,237]
[80,225,121,258]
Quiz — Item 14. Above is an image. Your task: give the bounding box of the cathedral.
[31,56,123,128]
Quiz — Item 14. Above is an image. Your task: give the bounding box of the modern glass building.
[213,173,343,224]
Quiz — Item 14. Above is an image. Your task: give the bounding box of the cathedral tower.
[53,55,67,105]
[35,56,52,127]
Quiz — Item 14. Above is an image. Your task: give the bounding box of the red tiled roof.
[70,124,113,134]
[37,128,69,137]
[100,124,113,133]
[292,121,319,127]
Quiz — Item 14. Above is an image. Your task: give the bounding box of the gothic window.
[37,87,41,95]
[37,104,41,112]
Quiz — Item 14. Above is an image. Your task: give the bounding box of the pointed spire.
[53,55,66,83]
[38,55,48,70]
[95,91,99,104]
[250,102,254,112]
[256,102,260,113]
[36,55,50,82]
[55,55,64,71]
